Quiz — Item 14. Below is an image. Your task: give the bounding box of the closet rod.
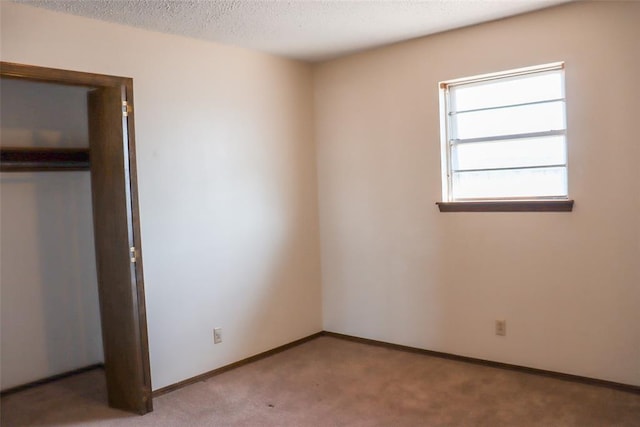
[1,147,90,172]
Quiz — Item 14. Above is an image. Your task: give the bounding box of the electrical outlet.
[495,320,506,336]
[213,328,222,344]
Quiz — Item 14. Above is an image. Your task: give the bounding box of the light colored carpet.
[2,336,639,426]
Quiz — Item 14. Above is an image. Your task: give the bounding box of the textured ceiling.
[18,0,570,62]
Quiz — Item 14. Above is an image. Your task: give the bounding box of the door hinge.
[122,101,133,117]
[130,246,137,263]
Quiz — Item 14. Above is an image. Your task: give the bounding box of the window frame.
[437,62,573,212]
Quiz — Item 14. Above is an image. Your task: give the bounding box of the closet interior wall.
[0,78,104,390]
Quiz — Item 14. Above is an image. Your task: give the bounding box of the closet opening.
[0,62,152,415]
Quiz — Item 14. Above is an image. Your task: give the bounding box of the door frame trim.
[0,61,153,413]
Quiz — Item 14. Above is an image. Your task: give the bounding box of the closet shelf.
[1,147,90,172]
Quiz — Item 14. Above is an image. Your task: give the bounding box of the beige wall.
[0,80,103,390]
[314,1,640,386]
[1,2,322,390]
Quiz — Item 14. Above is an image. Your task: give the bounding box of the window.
[438,63,573,212]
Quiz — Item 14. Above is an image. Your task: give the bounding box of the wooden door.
[88,86,152,414]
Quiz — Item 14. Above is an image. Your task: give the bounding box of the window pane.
[452,71,563,112]
[452,167,567,200]
[452,101,565,140]
[452,136,566,171]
